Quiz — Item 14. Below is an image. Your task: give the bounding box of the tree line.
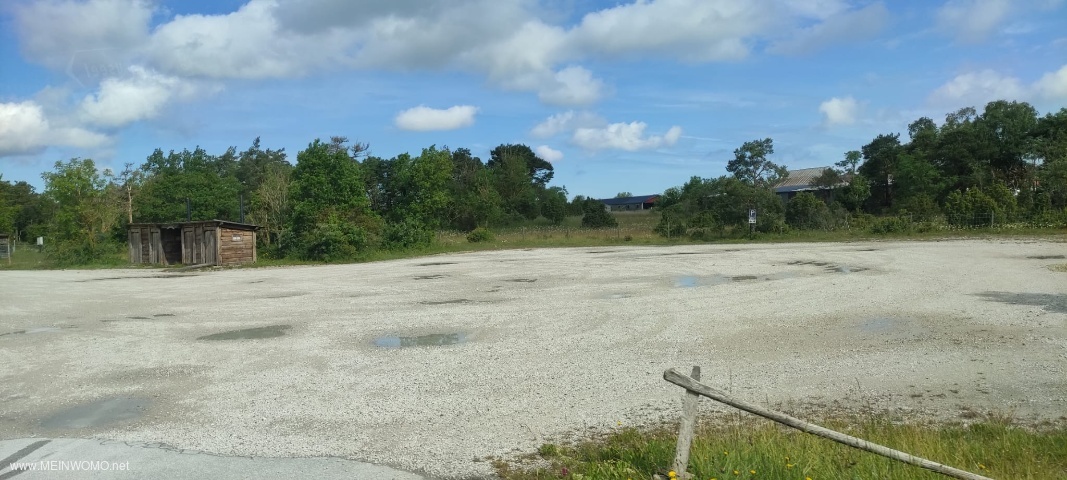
[2,99,1064,264]
[0,137,614,264]
[656,100,1067,237]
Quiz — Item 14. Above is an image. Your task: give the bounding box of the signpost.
[748,209,757,235]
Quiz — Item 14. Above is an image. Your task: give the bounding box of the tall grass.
[497,414,1067,480]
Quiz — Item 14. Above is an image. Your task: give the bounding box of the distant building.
[772,167,850,202]
[599,195,659,212]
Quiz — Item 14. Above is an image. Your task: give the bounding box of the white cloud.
[929,70,1027,106]
[819,96,860,126]
[12,0,152,69]
[1034,64,1067,99]
[394,105,478,131]
[535,145,564,163]
[79,66,205,128]
[0,101,108,157]
[538,66,605,106]
[769,3,890,55]
[572,122,682,151]
[531,111,606,138]
[936,0,1013,43]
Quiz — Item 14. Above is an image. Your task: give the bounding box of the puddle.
[129,316,150,320]
[606,293,632,299]
[153,313,175,317]
[420,299,472,305]
[675,274,780,287]
[1027,255,1065,260]
[258,290,305,298]
[676,276,700,288]
[587,250,618,254]
[506,278,537,283]
[832,266,868,273]
[661,252,704,256]
[414,275,446,280]
[975,292,1067,314]
[860,317,901,333]
[76,274,196,282]
[197,325,292,341]
[731,275,758,281]
[417,262,457,266]
[0,326,67,337]
[41,397,149,430]
[373,333,467,348]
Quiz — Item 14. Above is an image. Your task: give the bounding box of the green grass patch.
[496,415,1067,480]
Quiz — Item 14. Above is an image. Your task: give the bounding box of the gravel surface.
[2,239,1066,478]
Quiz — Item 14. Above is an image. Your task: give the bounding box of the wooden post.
[663,368,993,480]
[672,366,700,478]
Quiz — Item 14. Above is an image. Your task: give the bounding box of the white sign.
[748,209,757,224]
[36,236,44,246]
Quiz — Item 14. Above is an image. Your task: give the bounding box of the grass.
[0,246,130,270]
[496,414,1067,480]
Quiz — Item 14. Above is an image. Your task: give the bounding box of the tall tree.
[726,138,787,188]
[859,133,903,210]
[41,158,123,263]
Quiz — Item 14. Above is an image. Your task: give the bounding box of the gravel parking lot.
[2,239,1065,478]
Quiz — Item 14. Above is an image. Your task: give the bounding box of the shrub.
[581,202,618,228]
[382,218,433,250]
[467,227,494,243]
[299,219,369,262]
[785,192,831,230]
[869,216,912,234]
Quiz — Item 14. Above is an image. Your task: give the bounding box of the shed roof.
[128,220,260,231]
[599,194,659,206]
[773,167,849,193]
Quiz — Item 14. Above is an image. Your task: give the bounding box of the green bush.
[785,192,831,230]
[299,219,369,262]
[869,216,913,234]
[466,227,495,243]
[581,202,618,228]
[382,218,433,250]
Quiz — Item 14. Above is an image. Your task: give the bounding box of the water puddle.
[260,292,306,299]
[420,299,472,305]
[153,313,175,317]
[0,326,68,337]
[833,266,868,273]
[417,262,457,266]
[41,397,149,430]
[506,278,537,283]
[860,317,901,333]
[373,333,467,348]
[197,325,291,341]
[606,293,632,299]
[789,261,868,274]
[974,292,1067,314]
[414,275,446,280]
[675,274,784,288]
[1027,255,1065,260]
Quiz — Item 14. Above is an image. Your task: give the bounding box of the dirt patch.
[197,325,292,341]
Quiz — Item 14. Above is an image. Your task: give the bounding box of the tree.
[287,139,380,260]
[488,144,554,188]
[859,133,903,210]
[249,164,290,248]
[836,150,862,176]
[975,100,1038,186]
[40,158,123,263]
[615,192,633,198]
[136,147,242,222]
[726,138,787,188]
[490,145,539,221]
[541,187,568,225]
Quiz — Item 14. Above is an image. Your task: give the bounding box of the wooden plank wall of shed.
[182,223,218,265]
[218,226,255,265]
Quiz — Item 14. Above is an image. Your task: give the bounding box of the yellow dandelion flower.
[723,451,729,456]
[978,463,986,470]
[668,471,677,478]
[786,464,794,469]
[733,470,740,476]
[749,470,756,475]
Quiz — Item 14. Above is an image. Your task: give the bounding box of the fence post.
[672,366,701,478]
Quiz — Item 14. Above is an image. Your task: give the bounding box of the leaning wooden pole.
[671,366,700,478]
[663,368,994,480]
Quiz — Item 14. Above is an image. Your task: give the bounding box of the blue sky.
[1,0,1065,199]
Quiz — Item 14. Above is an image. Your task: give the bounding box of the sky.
[1,0,1066,200]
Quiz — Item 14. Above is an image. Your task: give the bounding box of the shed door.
[203,229,217,265]
[183,228,194,264]
[129,228,142,263]
[149,229,161,264]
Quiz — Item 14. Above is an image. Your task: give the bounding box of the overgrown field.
[497,415,1067,480]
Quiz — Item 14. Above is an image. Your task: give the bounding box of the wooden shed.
[128,220,259,266]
